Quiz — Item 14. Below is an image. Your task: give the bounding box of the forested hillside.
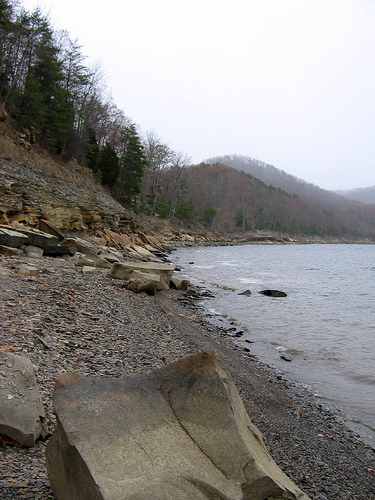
[146,163,375,237]
[337,186,375,204]
[1,1,375,240]
[206,154,356,210]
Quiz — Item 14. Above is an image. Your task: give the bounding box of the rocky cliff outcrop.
[0,158,134,233]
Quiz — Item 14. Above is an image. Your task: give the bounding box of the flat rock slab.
[17,264,39,276]
[39,218,65,240]
[111,261,175,291]
[0,227,29,248]
[46,351,309,500]
[61,237,98,254]
[0,351,47,447]
[13,227,58,248]
[0,245,23,257]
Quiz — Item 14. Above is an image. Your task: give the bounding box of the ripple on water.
[174,243,375,442]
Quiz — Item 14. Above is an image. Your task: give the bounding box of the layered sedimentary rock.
[46,351,309,500]
[0,159,133,232]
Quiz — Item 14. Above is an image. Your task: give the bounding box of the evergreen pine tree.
[116,124,148,204]
[17,12,73,147]
[98,141,119,186]
[85,128,99,171]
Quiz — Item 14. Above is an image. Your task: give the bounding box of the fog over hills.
[336,186,375,205]
[206,154,368,210]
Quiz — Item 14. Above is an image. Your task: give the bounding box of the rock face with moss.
[46,351,309,500]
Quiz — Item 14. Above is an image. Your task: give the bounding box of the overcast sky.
[22,0,375,190]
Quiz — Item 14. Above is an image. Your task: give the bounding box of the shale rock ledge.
[46,351,309,500]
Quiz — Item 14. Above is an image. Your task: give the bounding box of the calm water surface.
[173,244,375,442]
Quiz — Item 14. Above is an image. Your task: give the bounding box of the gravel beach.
[0,253,374,499]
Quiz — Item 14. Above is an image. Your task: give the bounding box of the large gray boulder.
[111,261,175,291]
[0,351,47,447]
[46,351,309,500]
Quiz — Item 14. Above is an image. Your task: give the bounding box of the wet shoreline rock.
[259,289,287,298]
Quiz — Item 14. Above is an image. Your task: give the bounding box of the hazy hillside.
[155,163,375,238]
[207,154,359,210]
[337,186,375,204]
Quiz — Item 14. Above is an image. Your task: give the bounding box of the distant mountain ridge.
[336,186,375,204]
[206,154,364,210]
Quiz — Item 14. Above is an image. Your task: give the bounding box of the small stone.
[24,245,44,258]
[17,264,39,276]
[82,266,97,274]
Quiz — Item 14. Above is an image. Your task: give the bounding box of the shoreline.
[0,254,374,499]
[177,284,375,446]
[170,243,375,445]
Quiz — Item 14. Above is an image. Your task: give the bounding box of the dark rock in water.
[259,289,287,297]
[280,355,292,362]
[238,289,252,296]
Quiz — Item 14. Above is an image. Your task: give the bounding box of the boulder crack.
[163,389,228,480]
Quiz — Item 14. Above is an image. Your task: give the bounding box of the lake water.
[173,244,375,443]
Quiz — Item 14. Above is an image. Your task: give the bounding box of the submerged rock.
[259,289,287,297]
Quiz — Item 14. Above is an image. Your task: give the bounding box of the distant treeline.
[1,1,375,237]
